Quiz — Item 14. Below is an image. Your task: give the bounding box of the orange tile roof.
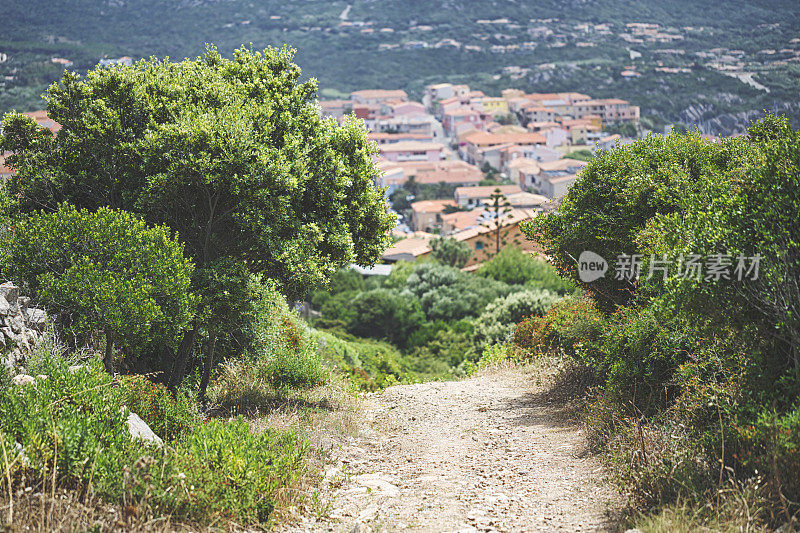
[441,208,484,232]
[411,199,456,214]
[379,141,445,152]
[398,160,483,185]
[382,234,435,258]
[455,184,522,199]
[351,89,408,99]
[451,208,538,241]
[463,131,546,146]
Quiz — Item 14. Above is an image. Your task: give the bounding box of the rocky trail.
[287,367,620,532]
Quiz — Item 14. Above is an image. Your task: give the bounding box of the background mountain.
[1,0,798,134]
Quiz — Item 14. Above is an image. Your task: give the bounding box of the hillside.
[1,0,798,134]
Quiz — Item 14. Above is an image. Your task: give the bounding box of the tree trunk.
[168,326,198,390]
[198,332,216,403]
[103,336,115,374]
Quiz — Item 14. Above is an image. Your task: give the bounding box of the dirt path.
[289,367,619,532]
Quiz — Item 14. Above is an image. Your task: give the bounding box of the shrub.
[1,203,195,372]
[406,262,513,322]
[115,374,200,440]
[347,288,425,348]
[521,116,800,524]
[472,289,558,349]
[0,341,308,526]
[477,246,572,294]
[210,279,327,405]
[314,330,410,390]
[0,351,137,499]
[431,237,471,268]
[158,418,307,524]
[511,295,604,356]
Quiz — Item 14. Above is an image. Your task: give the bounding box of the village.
[318,83,639,268]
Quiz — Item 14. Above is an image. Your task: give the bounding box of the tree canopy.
[1,45,394,300]
[0,45,395,385]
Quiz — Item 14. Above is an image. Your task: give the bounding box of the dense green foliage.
[477,246,572,294]
[0,46,393,385]
[308,253,571,383]
[430,237,471,268]
[516,114,800,524]
[208,278,327,407]
[1,203,195,371]
[0,347,307,526]
[472,289,558,350]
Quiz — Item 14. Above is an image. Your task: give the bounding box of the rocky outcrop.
[0,282,47,371]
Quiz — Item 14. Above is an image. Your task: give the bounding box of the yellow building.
[480,97,510,117]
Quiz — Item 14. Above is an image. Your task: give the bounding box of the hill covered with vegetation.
[1,0,798,134]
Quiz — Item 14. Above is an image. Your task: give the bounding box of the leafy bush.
[347,288,425,348]
[431,237,472,268]
[314,330,411,390]
[476,246,572,294]
[406,262,513,322]
[511,295,604,356]
[0,341,308,526]
[472,289,558,349]
[115,374,200,440]
[1,203,195,371]
[210,278,327,405]
[521,115,800,524]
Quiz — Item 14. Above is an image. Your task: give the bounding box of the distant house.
[460,131,546,164]
[396,160,483,187]
[379,141,444,162]
[571,98,640,124]
[454,184,522,209]
[374,114,438,136]
[318,99,353,119]
[381,232,436,262]
[350,89,408,105]
[441,208,486,234]
[410,199,456,232]
[384,101,426,117]
[442,107,486,136]
[368,132,434,145]
[450,208,542,268]
[478,97,509,116]
[533,158,589,199]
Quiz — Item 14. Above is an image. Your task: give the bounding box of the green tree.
[472,289,557,349]
[431,237,472,268]
[1,204,195,373]
[483,188,512,258]
[1,45,395,386]
[477,246,571,293]
[521,131,732,310]
[347,288,425,348]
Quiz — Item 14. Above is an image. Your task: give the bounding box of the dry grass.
[0,488,200,532]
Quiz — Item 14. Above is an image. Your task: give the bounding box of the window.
[475,241,484,250]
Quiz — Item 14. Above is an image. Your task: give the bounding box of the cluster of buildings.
[318,83,638,268]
